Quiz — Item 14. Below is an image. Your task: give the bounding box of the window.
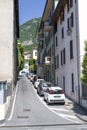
[60,10,65,24]
[67,0,73,12]
[70,0,73,8]
[54,23,57,34]
[71,73,74,92]
[63,76,65,91]
[70,12,74,27]
[55,36,58,47]
[55,56,56,69]
[0,82,7,90]
[67,18,70,29]
[61,48,66,66]
[61,51,63,65]
[70,40,73,59]
[82,83,87,97]
[67,12,74,29]
[55,55,59,69]
[35,52,37,56]
[57,54,59,68]
[67,0,69,12]
[63,48,66,64]
[61,27,64,39]
[62,10,64,21]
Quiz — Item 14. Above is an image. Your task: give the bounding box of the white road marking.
[50,110,80,123]
[26,80,83,124]
[0,123,5,126]
[32,85,81,123]
[58,113,78,119]
[8,82,18,121]
[78,126,87,129]
[51,108,69,112]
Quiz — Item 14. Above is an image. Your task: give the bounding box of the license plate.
[54,96,61,98]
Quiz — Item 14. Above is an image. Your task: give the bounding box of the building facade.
[38,0,87,109]
[0,0,19,120]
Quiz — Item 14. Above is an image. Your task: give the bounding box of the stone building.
[37,0,87,109]
[0,0,19,120]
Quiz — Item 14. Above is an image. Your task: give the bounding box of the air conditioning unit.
[45,56,51,65]
[67,28,72,35]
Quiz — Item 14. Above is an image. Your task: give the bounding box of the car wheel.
[47,99,50,105]
[43,96,46,101]
[37,90,39,94]
[39,92,41,96]
[62,102,65,105]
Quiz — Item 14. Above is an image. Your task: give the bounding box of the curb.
[75,114,87,122]
[0,119,5,125]
[65,101,87,122]
[5,81,19,121]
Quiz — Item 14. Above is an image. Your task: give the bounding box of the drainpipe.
[75,1,80,104]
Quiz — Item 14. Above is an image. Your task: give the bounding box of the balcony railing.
[44,21,52,32]
[45,56,51,65]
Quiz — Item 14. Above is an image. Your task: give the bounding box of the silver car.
[34,79,45,89]
[37,82,53,96]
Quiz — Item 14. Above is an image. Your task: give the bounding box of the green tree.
[29,58,35,65]
[81,41,87,87]
[17,39,25,71]
[29,58,36,73]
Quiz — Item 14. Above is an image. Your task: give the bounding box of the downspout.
[75,1,80,104]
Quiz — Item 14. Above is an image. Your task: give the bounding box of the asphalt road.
[0,76,87,130]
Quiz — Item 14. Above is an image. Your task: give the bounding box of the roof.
[42,0,53,21]
[50,0,67,25]
[38,0,53,31]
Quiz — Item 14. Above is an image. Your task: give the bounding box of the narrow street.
[0,77,86,130]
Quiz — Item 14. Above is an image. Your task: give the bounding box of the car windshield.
[21,71,25,74]
[38,79,44,82]
[43,83,48,87]
[47,83,53,87]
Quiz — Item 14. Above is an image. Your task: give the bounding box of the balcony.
[45,56,51,65]
[44,21,52,32]
[67,28,72,35]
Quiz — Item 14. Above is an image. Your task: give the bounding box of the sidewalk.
[65,97,87,122]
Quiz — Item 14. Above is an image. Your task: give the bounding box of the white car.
[44,86,65,105]
[18,70,26,77]
[34,79,45,89]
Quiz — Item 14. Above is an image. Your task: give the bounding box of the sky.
[19,0,46,25]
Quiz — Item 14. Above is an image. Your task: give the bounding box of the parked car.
[44,86,65,105]
[37,82,53,96]
[28,73,33,79]
[18,70,26,78]
[30,74,36,82]
[30,75,33,82]
[34,79,45,89]
[32,75,38,84]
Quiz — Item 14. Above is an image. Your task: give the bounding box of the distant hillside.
[19,18,41,52]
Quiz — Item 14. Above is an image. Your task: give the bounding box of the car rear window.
[49,89,64,94]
